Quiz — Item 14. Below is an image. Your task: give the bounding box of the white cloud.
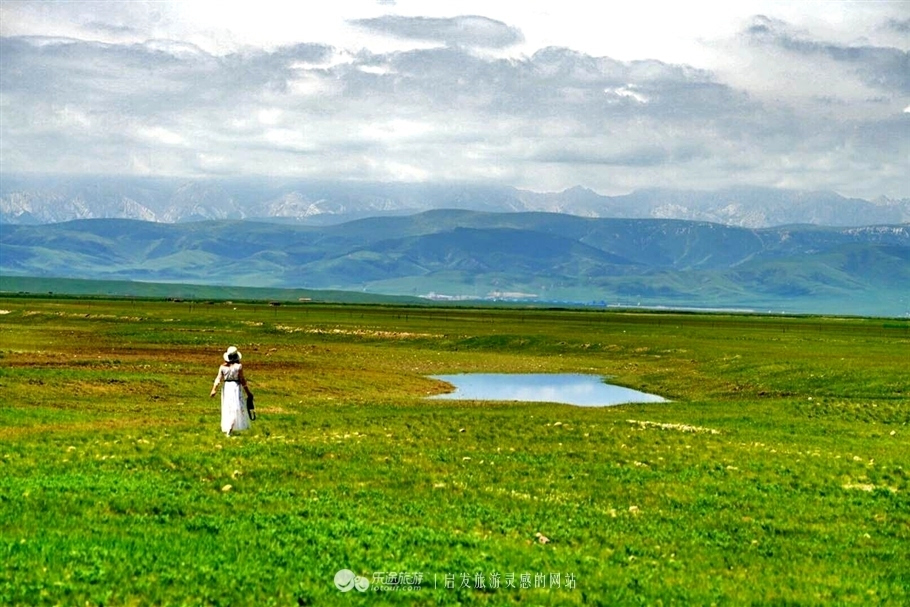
[137,126,186,146]
[257,108,283,125]
[357,64,393,75]
[609,85,649,104]
[262,128,312,151]
[0,2,907,199]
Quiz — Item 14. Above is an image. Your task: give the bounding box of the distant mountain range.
[2,175,909,228]
[2,210,908,317]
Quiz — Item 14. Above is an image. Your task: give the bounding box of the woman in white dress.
[210,346,253,436]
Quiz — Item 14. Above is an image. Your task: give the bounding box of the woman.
[210,345,253,436]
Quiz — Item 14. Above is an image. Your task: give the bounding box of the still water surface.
[428,373,666,407]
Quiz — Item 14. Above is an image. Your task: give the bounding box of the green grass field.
[0,296,907,605]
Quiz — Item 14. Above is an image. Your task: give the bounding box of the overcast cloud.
[350,15,524,49]
[0,1,907,198]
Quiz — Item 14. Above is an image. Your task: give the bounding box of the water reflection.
[428,373,666,407]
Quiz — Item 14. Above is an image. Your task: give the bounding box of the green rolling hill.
[2,211,908,316]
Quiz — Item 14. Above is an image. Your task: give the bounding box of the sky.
[1,0,908,199]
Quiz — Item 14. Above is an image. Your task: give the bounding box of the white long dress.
[219,363,251,434]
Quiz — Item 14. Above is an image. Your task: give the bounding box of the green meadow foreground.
[0,297,907,605]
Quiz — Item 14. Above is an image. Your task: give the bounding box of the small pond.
[427,373,666,407]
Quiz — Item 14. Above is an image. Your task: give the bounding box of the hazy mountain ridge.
[2,211,908,316]
[3,176,909,228]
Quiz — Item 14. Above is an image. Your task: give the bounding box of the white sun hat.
[223,346,242,362]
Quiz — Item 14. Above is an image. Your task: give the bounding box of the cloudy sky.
[1,0,908,198]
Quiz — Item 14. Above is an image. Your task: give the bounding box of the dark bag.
[246,393,257,420]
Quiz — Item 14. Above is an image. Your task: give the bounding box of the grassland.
[0,296,907,606]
